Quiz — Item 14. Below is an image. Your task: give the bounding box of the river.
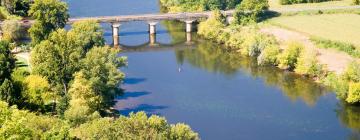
[66,0,360,139]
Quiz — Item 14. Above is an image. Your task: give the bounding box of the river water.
[66,0,360,139]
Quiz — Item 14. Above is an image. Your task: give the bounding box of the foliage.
[0,41,15,82]
[312,38,360,58]
[28,0,69,45]
[277,41,303,70]
[234,0,269,25]
[280,0,332,5]
[1,19,22,42]
[258,45,280,66]
[65,72,101,126]
[0,6,21,20]
[354,0,360,5]
[198,10,226,39]
[31,29,83,97]
[80,46,127,110]
[342,61,360,83]
[346,82,360,104]
[69,20,105,52]
[1,0,30,16]
[71,112,199,140]
[22,75,51,110]
[295,48,324,77]
[160,0,241,12]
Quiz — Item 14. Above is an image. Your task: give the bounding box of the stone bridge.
[73,10,235,46]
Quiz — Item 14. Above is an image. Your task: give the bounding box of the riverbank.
[196,11,360,104]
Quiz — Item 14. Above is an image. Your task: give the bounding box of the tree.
[80,46,127,110]
[65,72,101,126]
[1,0,30,16]
[70,112,200,140]
[23,75,51,110]
[0,41,15,82]
[28,0,69,45]
[68,20,105,52]
[1,19,22,42]
[234,0,269,25]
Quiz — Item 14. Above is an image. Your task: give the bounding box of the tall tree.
[0,41,15,82]
[28,0,69,45]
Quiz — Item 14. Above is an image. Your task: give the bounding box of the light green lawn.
[16,56,30,72]
[269,14,360,46]
[269,0,353,9]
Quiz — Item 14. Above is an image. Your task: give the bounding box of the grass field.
[16,56,30,72]
[269,0,353,9]
[269,14,360,46]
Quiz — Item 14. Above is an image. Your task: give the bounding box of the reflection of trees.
[336,102,360,140]
[161,20,186,44]
[175,41,243,76]
[175,43,328,106]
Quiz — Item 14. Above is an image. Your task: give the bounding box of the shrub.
[346,82,360,104]
[342,61,360,83]
[198,10,226,40]
[295,48,324,77]
[1,19,23,42]
[322,73,349,100]
[277,42,304,70]
[353,0,360,5]
[280,0,330,5]
[258,45,280,66]
[234,0,269,25]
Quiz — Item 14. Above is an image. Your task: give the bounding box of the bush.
[277,42,304,70]
[1,19,23,42]
[280,0,330,5]
[198,10,226,40]
[258,45,280,66]
[342,61,360,82]
[71,112,200,140]
[295,48,324,77]
[322,73,349,100]
[346,82,360,104]
[353,0,360,5]
[234,0,269,25]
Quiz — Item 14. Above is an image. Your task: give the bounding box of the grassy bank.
[269,14,360,47]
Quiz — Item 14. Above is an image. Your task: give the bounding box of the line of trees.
[0,0,199,139]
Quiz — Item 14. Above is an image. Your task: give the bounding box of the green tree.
[1,0,30,16]
[234,0,269,25]
[1,19,22,42]
[28,0,69,45]
[80,46,127,110]
[65,72,101,126]
[70,112,199,140]
[277,42,303,70]
[0,41,15,82]
[69,20,105,52]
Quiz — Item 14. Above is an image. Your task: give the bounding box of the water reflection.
[175,43,328,106]
[336,102,360,139]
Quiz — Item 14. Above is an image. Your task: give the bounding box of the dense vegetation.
[160,0,241,12]
[0,0,199,139]
[279,0,331,5]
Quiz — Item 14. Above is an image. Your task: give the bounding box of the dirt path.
[260,26,356,75]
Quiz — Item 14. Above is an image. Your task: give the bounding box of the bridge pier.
[148,21,158,34]
[186,32,192,44]
[149,34,157,46]
[112,23,121,46]
[185,20,195,33]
